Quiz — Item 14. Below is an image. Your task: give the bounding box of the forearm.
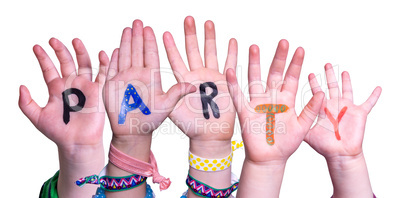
[105,135,152,198]
[326,153,373,198]
[237,159,286,198]
[57,143,105,198]
[187,139,233,198]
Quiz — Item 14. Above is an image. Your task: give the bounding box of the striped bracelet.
[76,167,147,192]
[186,173,238,198]
[92,184,154,198]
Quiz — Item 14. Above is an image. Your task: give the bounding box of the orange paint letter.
[255,104,289,145]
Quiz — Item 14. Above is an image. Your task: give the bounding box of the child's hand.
[19,38,109,198]
[163,16,238,152]
[19,38,109,153]
[227,41,324,198]
[227,41,324,164]
[103,20,195,198]
[304,64,382,159]
[304,64,381,198]
[163,16,238,193]
[103,20,195,152]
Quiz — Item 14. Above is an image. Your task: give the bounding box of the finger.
[267,39,289,90]
[118,27,132,71]
[223,38,238,75]
[49,38,77,78]
[95,50,110,85]
[144,26,162,92]
[204,20,218,70]
[248,45,264,100]
[19,85,42,126]
[33,45,60,84]
[144,27,160,69]
[281,47,304,95]
[361,86,382,113]
[164,83,197,110]
[341,71,353,102]
[308,73,323,95]
[184,16,203,71]
[226,68,248,121]
[298,91,325,131]
[324,63,341,99]
[163,32,188,82]
[309,73,326,117]
[106,48,119,81]
[131,20,144,68]
[72,38,92,81]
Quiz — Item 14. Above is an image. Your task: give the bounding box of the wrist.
[189,139,232,158]
[110,135,152,162]
[58,142,104,165]
[237,158,287,198]
[57,143,105,198]
[326,153,373,198]
[242,158,287,180]
[244,157,287,169]
[325,152,366,172]
[104,135,152,197]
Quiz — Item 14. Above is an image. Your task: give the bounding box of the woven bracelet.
[186,173,238,198]
[76,173,147,192]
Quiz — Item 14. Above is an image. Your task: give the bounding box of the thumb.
[226,68,248,117]
[164,83,196,109]
[298,91,325,132]
[95,50,110,86]
[18,85,42,126]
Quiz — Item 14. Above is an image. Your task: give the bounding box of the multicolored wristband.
[92,184,155,198]
[189,141,243,172]
[76,170,147,192]
[186,173,239,198]
[39,171,59,198]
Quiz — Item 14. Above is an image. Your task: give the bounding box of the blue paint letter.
[118,84,151,124]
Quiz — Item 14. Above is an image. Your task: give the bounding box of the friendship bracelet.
[76,167,147,192]
[186,173,239,198]
[109,143,171,190]
[100,174,147,192]
[189,141,243,172]
[92,184,155,198]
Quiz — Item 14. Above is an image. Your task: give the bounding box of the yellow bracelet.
[188,141,243,172]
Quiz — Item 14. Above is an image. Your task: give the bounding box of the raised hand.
[163,16,238,195]
[227,40,324,163]
[226,40,324,198]
[163,16,238,149]
[19,38,109,149]
[104,20,195,140]
[103,20,195,197]
[305,63,381,158]
[19,38,109,198]
[304,64,381,198]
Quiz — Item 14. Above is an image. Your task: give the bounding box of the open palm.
[227,40,324,163]
[103,20,194,138]
[163,16,238,141]
[19,38,109,148]
[304,64,382,158]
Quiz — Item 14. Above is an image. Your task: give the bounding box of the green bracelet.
[39,171,59,198]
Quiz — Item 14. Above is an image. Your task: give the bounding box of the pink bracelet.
[108,144,171,191]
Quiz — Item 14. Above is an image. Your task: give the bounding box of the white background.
[1,0,401,197]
